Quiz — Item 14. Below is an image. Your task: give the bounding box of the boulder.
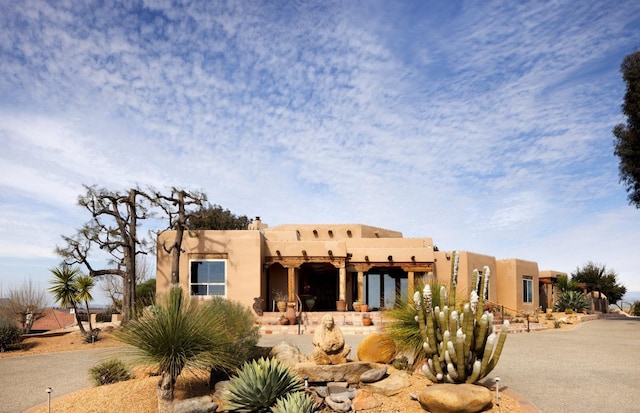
[359,371,411,396]
[269,341,309,368]
[360,366,388,383]
[416,383,493,413]
[357,333,396,364]
[173,396,218,413]
[295,361,381,384]
[325,394,353,412]
[353,389,382,411]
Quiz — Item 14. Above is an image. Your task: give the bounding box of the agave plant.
[554,290,589,313]
[271,392,318,413]
[224,357,304,412]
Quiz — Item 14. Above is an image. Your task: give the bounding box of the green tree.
[115,286,239,413]
[75,275,96,332]
[136,278,156,311]
[49,265,87,335]
[613,50,640,208]
[571,261,627,309]
[186,204,250,230]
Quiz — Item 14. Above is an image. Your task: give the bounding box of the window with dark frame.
[190,260,226,296]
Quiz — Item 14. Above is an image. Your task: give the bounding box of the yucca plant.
[554,290,589,313]
[224,357,304,412]
[270,391,318,413]
[116,286,237,413]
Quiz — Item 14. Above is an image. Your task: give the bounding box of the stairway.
[255,311,386,335]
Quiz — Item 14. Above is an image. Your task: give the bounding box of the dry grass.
[9,327,527,413]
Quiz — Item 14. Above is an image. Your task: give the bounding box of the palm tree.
[75,275,96,332]
[48,265,86,335]
[115,286,237,413]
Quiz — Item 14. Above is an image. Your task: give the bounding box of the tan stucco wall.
[157,230,263,310]
[432,251,497,303]
[496,258,539,312]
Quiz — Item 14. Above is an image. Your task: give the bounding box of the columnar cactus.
[417,250,508,383]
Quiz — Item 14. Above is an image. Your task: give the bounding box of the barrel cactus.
[417,250,509,383]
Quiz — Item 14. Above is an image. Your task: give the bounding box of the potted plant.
[362,313,373,326]
[272,289,287,313]
[352,300,362,312]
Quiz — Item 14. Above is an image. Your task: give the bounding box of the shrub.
[554,290,589,313]
[0,317,21,352]
[201,296,260,375]
[88,359,132,386]
[384,280,444,367]
[223,357,304,412]
[630,301,640,316]
[270,392,318,413]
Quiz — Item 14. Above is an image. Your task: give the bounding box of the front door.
[298,262,338,311]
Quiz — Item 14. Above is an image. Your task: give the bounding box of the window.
[190,260,226,296]
[522,276,533,303]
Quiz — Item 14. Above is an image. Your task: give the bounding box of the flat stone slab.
[294,361,383,384]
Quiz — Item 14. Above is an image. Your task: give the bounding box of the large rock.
[269,341,309,368]
[295,361,382,384]
[360,366,388,383]
[173,396,218,413]
[353,389,383,410]
[359,371,411,396]
[416,384,493,413]
[357,333,396,364]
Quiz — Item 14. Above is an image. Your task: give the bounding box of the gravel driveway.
[2,316,638,413]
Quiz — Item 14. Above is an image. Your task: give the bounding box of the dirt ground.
[1,319,578,413]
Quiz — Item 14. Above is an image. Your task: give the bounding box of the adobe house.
[156,218,555,315]
[157,219,435,312]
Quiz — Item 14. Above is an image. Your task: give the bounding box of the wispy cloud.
[1,0,640,300]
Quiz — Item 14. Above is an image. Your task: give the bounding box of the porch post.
[287,267,298,302]
[408,271,415,299]
[339,266,347,302]
[357,271,364,302]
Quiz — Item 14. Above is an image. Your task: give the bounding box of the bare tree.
[56,185,152,323]
[153,188,207,284]
[100,255,153,313]
[5,280,47,334]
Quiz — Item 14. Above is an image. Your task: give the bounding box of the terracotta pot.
[286,303,297,325]
[362,317,372,326]
[279,317,289,325]
[360,304,369,313]
[336,300,347,312]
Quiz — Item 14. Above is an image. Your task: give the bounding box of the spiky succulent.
[270,391,318,413]
[224,357,304,412]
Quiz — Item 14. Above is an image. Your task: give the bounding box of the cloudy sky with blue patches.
[1,0,640,304]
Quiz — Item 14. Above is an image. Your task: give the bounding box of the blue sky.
[1,0,640,305]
